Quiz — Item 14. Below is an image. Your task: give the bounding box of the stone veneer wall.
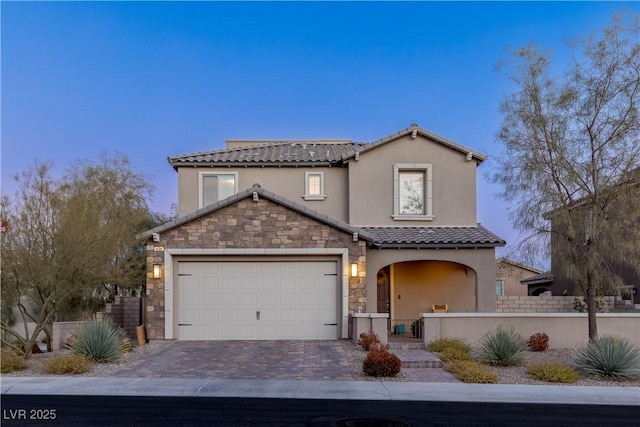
[496,295,618,313]
[96,296,142,341]
[145,197,367,340]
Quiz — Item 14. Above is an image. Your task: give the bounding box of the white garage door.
[176,261,338,340]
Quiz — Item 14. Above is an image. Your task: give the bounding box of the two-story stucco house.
[141,123,505,341]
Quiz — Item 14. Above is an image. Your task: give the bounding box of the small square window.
[304,171,326,200]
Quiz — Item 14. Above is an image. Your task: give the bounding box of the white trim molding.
[198,171,239,208]
[392,163,433,220]
[303,171,326,200]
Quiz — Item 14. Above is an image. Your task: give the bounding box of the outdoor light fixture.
[152,264,162,279]
[350,263,358,278]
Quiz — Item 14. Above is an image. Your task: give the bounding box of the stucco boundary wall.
[421,313,640,349]
[495,295,618,313]
[352,313,389,345]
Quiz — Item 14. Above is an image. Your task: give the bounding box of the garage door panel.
[237,293,258,307]
[180,312,199,324]
[278,309,297,322]
[176,260,338,340]
[279,293,297,306]
[201,294,220,307]
[260,294,277,306]
[200,310,219,323]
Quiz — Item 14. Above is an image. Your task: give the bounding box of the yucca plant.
[574,335,640,380]
[69,319,130,362]
[479,324,527,366]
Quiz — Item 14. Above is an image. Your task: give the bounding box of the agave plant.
[70,319,130,362]
[574,335,640,380]
[479,324,527,366]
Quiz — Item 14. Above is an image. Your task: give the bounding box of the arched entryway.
[376,260,477,337]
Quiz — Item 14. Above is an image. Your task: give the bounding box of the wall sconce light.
[152,264,162,279]
[350,263,358,278]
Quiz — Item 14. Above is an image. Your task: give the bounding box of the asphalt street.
[2,394,639,427]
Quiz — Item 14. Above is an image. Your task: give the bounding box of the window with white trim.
[199,171,238,208]
[303,171,326,200]
[495,279,505,296]
[393,164,433,220]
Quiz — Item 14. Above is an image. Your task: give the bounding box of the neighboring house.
[495,258,542,297]
[544,169,640,305]
[140,123,505,341]
[521,271,555,296]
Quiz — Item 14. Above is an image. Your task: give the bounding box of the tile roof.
[168,141,367,169]
[520,271,554,284]
[140,184,506,249]
[360,225,506,248]
[496,257,543,274]
[344,123,486,163]
[167,123,487,169]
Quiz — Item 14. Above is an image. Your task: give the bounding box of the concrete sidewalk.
[2,377,639,406]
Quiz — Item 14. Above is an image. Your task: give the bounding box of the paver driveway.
[111,340,355,380]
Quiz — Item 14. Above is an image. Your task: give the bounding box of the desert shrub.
[427,338,471,354]
[69,319,129,362]
[368,342,389,353]
[362,348,402,377]
[479,325,526,366]
[0,350,28,373]
[444,360,498,383]
[527,361,579,383]
[527,333,549,352]
[574,335,640,380]
[357,331,381,351]
[120,338,135,353]
[439,346,473,363]
[43,355,93,375]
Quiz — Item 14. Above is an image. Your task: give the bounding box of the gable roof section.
[167,123,487,169]
[496,257,543,274]
[139,184,374,241]
[360,225,505,249]
[342,123,487,163]
[168,141,366,169]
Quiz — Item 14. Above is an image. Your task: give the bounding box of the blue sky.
[1,1,636,263]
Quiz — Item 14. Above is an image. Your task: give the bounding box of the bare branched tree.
[1,154,155,357]
[492,14,640,339]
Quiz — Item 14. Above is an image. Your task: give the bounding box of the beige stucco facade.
[177,166,349,220]
[348,134,478,226]
[143,124,504,340]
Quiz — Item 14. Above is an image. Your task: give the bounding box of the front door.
[376,267,390,314]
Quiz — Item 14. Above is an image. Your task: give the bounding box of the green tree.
[1,154,155,357]
[492,14,640,340]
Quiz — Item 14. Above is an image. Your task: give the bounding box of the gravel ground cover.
[3,340,639,387]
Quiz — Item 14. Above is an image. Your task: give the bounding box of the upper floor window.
[393,163,433,220]
[303,171,326,200]
[199,171,238,208]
